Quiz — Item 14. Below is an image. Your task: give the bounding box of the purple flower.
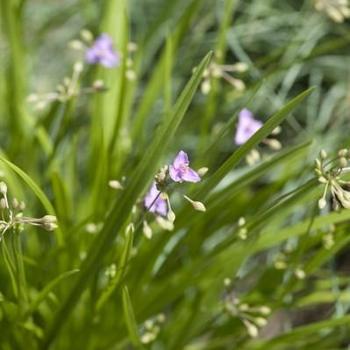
[144,182,168,217]
[169,151,201,183]
[234,108,263,145]
[85,34,120,68]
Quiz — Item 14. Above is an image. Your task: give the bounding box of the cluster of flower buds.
[140,313,166,344]
[314,0,350,22]
[273,251,306,280]
[0,181,57,239]
[223,280,271,338]
[27,61,106,110]
[315,148,350,210]
[323,224,336,249]
[142,151,206,239]
[201,60,248,94]
[237,217,248,240]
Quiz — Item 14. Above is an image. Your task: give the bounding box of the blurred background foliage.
[1,0,350,349]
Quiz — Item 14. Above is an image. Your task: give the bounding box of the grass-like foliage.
[1,0,350,349]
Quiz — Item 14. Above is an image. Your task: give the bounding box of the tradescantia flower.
[169,151,201,183]
[85,34,120,68]
[144,182,168,217]
[234,109,263,145]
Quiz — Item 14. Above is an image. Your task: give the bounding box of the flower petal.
[172,150,189,168]
[169,165,183,182]
[181,167,201,183]
[234,109,263,145]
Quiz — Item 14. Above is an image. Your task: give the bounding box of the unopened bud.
[232,62,248,72]
[125,223,134,235]
[258,306,271,315]
[197,167,209,177]
[156,217,174,231]
[127,42,138,52]
[318,176,327,184]
[271,126,282,135]
[238,217,246,227]
[318,198,327,209]
[201,80,211,94]
[255,317,267,327]
[320,150,327,160]
[295,268,306,280]
[0,198,7,209]
[244,320,259,338]
[338,149,348,157]
[157,313,166,323]
[80,29,93,43]
[143,220,152,239]
[12,198,19,209]
[339,157,348,168]
[0,182,7,195]
[74,61,84,73]
[183,195,206,212]
[69,40,84,50]
[238,228,248,240]
[167,210,176,223]
[224,278,232,287]
[266,138,282,150]
[93,80,105,90]
[108,180,124,190]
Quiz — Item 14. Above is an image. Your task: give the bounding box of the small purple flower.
[144,182,168,217]
[85,34,120,68]
[235,108,263,145]
[169,151,201,183]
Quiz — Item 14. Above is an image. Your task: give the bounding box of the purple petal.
[154,199,168,216]
[172,150,189,168]
[181,167,201,183]
[234,108,263,145]
[85,33,119,68]
[100,52,119,68]
[169,166,183,182]
[85,48,99,64]
[144,183,160,208]
[144,183,168,216]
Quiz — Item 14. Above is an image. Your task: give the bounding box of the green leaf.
[122,285,143,349]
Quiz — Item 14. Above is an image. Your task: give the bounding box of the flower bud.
[201,80,211,94]
[339,157,348,168]
[143,220,152,239]
[318,176,328,184]
[258,306,271,315]
[295,268,306,280]
[0,198,7,209]
[318,198,327,209]
[73,61,84,73]
[167,210,176,223]
[255,317,267,327]
[0,182,7,195]
[69,40,84,50]
[80,29,93,43]
[197,167,209,177]
[320,150,327,160]
[232,62,248,72]
[183,195,206,212]
[108,180,124,190]
[244,320,259,338]
[338,149,348,157]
